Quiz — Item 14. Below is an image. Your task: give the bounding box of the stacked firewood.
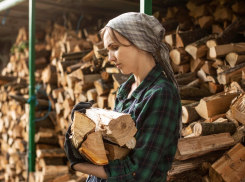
[0,16,131,181]
[157,1,245,181]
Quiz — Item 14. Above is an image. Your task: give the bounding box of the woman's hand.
[64,124,87,170]
[71,100,95,121]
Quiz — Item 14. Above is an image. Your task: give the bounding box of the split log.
[71,111,96,149]
[85,108,137,147]
[169,48,191,65]
[36,148,66,158]
[231,2,245,14]
[41,65,57,84]
[169,151,224,176]
[94,79,113,96]
[190,57,205,72]
[195,92,239,119]
[198,16,214,28]
[175,72,197,85]
[232,126,245,145]
[61,50,91,60]
[230,93,245,125]
[104,143,130,161]
[178,133,234,156]
[226,53,245,67]
[210,143,245,182]
[97,95,108,109]
[204,113,226,123]
[193,122,237,136]
[217,62,245,85]
[208,17,245,46]
[182,121,198,137]
[177,63,190,74]
[185,34,216,60]
[201,61,216,75]
[78,131,108,165]
[213,6,233,22]
[175,28,211,48]
[208,82,223,94]
[112,73,131,89]
[208,43,245,59]
[226,109,239,127]
[182,102,200,123]
[179,86,211,100]
[86,88,97,102]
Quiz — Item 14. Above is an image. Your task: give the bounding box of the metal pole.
[0,0,27,12]
[28,0,36,173]
[140,0,152,15]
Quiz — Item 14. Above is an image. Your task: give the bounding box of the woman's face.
[103,29,141,75]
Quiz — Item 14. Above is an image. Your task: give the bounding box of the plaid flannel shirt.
[89,64,181,182]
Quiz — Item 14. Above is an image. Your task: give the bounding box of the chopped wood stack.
[158,0,245,181]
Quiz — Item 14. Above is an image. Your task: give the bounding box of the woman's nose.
[108,51,116,62]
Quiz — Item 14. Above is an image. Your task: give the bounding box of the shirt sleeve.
[104,86,181,182]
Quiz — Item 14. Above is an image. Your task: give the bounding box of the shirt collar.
[117,64,164,100]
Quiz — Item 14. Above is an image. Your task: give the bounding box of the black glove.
[64,124,87,171]
[71,100,95,121]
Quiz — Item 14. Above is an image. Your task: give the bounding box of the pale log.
[85,108,137,147]
[190,57,205,72]
[178,133,234,156]
[182,102,200,123]
[169,48,191,65]
[226,53,245,67]
[208,82,223,94]
[41,65,57,84]
[97,95,108,109]
[86,88,97,102]
[195,92,239,119]
[71,111,96,149]
[36,148,66,158]
[230,93,245,125]
[104,143,130,161]
[218,62,245,84]
[94,79,113,96]
[209,43,245,59]
[62,50,90,60]
[226,109,239,127]
[35,131,58,145]
[193,122,237,136]
[112,73,131,89]
[78,131,108,165]
[210,143,245,182]
[201,61,216,75]
[182,121,197,137]
[204,113,226,123]
[177,63,190,74]
[232,126,245,145]
[185,34,216,60]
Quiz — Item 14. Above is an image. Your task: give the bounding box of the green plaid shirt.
[103,64,181,182]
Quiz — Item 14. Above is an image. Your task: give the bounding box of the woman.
[64,12,182,182]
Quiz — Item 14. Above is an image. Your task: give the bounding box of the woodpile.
[0,0,245,182]
[158,0,245,181]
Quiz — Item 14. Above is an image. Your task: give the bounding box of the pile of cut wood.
[158,0,245,181]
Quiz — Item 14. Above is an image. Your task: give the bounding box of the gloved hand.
[64,124,87,171]
[71,100,95,121]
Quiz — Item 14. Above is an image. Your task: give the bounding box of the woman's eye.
[111,46,118,50]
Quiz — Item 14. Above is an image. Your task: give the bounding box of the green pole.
[140,0,152,15]
[28,0,36,173]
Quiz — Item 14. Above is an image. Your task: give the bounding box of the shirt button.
[132,172,136,176]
